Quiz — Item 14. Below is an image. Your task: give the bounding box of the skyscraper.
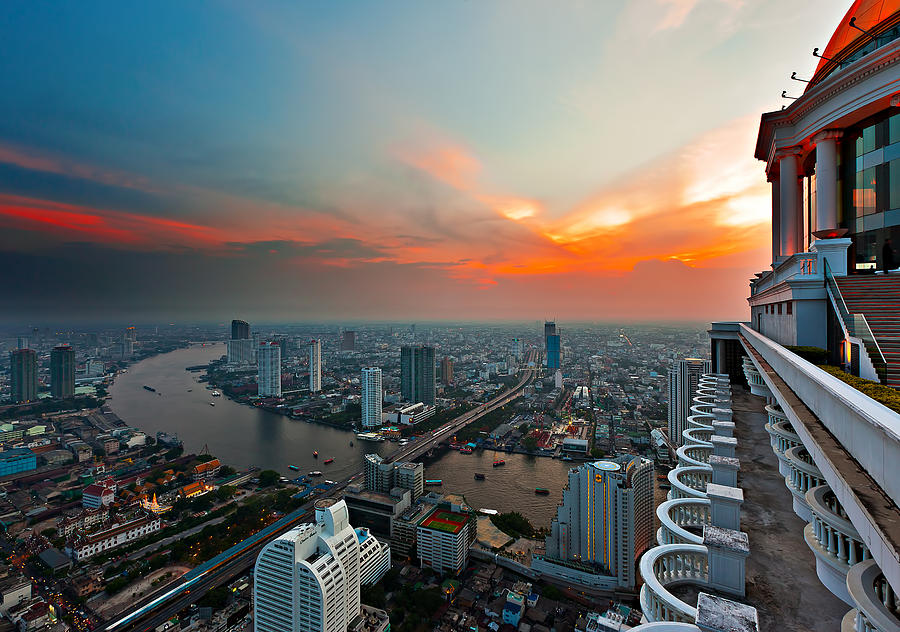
[231,319,250,340]
[9,349,37,403]
[341,330,356,352]
[538,456,654,589]
[361,367,382,428]
[16,337,28,350]
[50,345,75,399]
[253,498,389,632]
[257,342,282,398]
[667,358,711,447]
[400,345,435,405]
[440,356,454,386]
[308,339,322,392]
[511,338,523,360]
[546,334,561,370]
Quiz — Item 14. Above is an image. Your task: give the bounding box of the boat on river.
[425,479,442,486]
[289,465,300,471]
[324,458,334,465]
[474,473,485,480]
[356,432,385,442]
[309,471,323,477]
[492,459,505,467]
[535,488,550,495]
[143,385,156,392]
[313,451,318,458]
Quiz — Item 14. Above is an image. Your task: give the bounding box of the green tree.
[522,436,538,452]
[258,470,280,487]
[542,584,564,600]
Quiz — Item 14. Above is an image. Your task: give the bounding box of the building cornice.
[756,39,900,172]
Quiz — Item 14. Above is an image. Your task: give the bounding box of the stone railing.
[639,544,709,623]
[657,498,711,546]
[843,560,900,632]
[764,405,801,477]
[805,484,869,605]
[629,624,700,631]
[742,356,770,397]
[677,444,712,468]
[784,445,826,522]
[682,426,713,447]
[668,467,712,500]
[750,251,820,296]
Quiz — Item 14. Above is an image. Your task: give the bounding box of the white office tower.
[253,499,389,632]
[667,358,710,447]
[539,456,654,590]
[257,342,282,397]
[361,367,382,428]
[308,339,322,392]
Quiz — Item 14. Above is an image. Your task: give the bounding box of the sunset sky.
[0,1,851,323]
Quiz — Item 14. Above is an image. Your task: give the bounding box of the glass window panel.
[890,115,900,145]
[864,126,877,153]
[857,135,864,157]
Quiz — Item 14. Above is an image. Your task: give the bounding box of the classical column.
[777,148,803,256]
[814,130,842,233]
[769,172,782,260]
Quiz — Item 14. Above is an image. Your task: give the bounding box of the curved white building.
[253,499,389,632]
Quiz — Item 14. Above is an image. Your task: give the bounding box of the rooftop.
[419,508,469,534]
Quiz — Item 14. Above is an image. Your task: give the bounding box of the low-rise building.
[96,434,119,455]
[0,576,31,615]
[66,514,161,561]
[180,481,213,499]
[57,506,109,537]
[8,598,49,632]
[0,450,36,477]
[193,459,221,481]
[67,440,92,463]
[81,484,115,510]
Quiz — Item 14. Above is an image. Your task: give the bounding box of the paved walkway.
[733,389,848,631]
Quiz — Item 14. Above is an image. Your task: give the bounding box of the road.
[108,353,537,632]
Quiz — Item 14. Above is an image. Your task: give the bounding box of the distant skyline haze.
[0,1,852,323]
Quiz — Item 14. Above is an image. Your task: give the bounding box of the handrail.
[823,259,888,384]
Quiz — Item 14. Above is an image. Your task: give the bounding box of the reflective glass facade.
[840,111,900,270]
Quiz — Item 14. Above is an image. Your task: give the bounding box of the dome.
[808,0,900,89]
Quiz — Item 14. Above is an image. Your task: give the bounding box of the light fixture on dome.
[813,48,833,62]
[849,16,877,40]
[782,90,799,100]
[791,72,809,83]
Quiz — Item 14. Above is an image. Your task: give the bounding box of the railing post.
[707,483,744,530]
[704,525,750,598]
[709,456,740,488]
[711,436,737,459]
[695,593,759,632]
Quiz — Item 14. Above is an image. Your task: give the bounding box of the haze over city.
[0,1,852,323]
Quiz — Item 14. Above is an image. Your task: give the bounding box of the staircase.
[834,275,900,388]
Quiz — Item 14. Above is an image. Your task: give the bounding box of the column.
[814,130,841,234]
[770,173,782,260]
[778,148,802,256]
[715,339,726,375]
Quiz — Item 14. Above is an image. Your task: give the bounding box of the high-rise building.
[511,338,523,360]
[226,338,255,365]
[9,349,37,403]
[667,358,711,447]
[231,319,250,340]
[537,456,654,589]
[123,326,137,342]
[16,337,28,350]
[400,345,435,405]
[546,334,561,370]
[257,342,282,398]
[253,498,389,632]
[417,504,474,576]
[440,356,454,386]
[308,339,322,392]
[361,367,382,428]
[544,321,557,340]
[50,345,75,399]
[364,454,424,500]
[341,330,356,352]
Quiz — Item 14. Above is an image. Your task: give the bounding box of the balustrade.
[785,445,825,521]
[668,467,712,500]
[677,444,712,468]
[639,544,709,623]
[657,498,711,546]
[844,560,900,632]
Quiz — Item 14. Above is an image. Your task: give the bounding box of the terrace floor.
[733,388,848,631]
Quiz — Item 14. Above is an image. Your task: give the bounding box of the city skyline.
[0,1,853,323]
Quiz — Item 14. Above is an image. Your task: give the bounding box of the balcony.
[784,445,826,522]
[742,357,770,397]
[639,544,709,623]
[750,252,820,297]
[842,559,900,632]
[677,444,711,469]
[657,498,711,546]
[764,404,801,477]
[805,484,869,605]
[668,467,712,500]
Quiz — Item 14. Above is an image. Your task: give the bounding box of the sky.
[0,0,852,324]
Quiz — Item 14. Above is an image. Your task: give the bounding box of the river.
[108,344,572,527]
